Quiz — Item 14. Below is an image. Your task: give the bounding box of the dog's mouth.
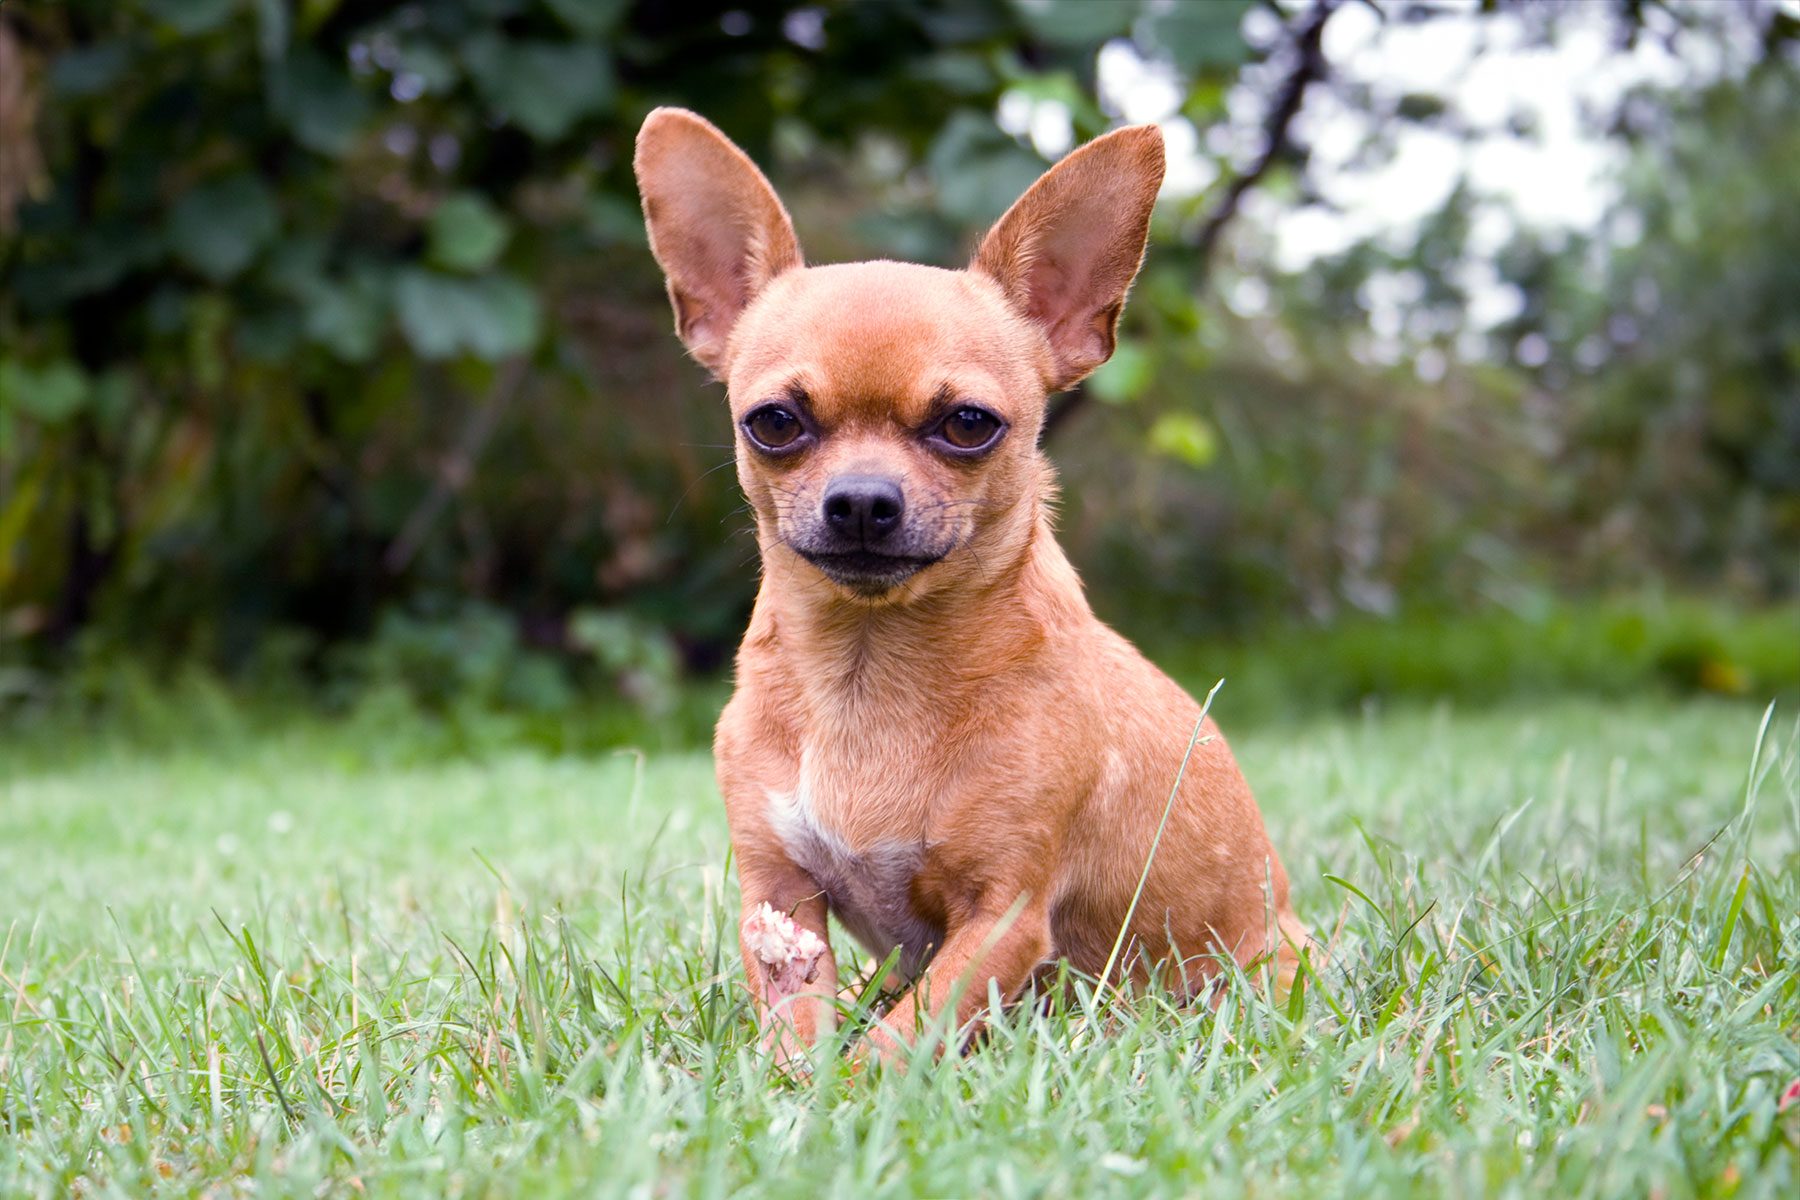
[794,548,943,595]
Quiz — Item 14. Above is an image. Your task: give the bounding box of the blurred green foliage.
[5,595,1793,762]
[0,0,1254,686]
[0,0,1795,722]
[1156,596,1800,727]
[1502,68,1800,592]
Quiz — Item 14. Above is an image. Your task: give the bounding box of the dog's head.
[634,108,1163,602]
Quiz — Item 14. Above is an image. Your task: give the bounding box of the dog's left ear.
[973,125,1165,391]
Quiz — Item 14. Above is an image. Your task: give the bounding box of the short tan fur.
[634,107,1304,1064]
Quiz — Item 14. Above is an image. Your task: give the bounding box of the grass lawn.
[2,694,1797,1197]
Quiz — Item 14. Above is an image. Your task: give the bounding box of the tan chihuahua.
[634,108,1304,1063]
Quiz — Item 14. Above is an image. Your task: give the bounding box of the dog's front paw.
[743,902,828,997]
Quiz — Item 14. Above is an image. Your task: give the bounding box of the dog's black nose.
[822,475,904,544]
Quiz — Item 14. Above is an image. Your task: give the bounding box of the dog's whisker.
[663,456,740,525]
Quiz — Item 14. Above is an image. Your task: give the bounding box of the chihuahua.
[634,108,1304,1063]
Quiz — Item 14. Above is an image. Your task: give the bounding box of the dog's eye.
[743,406,805,452]
[937,407,1004,452]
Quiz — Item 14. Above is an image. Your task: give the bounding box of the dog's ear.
[634,108,802,377]
[973,125,1165,391]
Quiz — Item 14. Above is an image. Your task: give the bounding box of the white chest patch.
[766,784,941,980]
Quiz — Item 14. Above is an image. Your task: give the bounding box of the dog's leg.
[735,858,837,1067]
[864,896,1050,1063]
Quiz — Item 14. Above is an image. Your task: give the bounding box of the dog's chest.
[765,777,942,980]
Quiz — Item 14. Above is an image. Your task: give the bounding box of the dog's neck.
[747,495,1089,717]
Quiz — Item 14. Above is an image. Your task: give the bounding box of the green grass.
[2,694,1797,1197]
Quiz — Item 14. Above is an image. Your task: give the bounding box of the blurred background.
[1,0,1796,748]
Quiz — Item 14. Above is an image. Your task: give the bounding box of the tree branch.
[1188,0,1336,275]
[383,358,530,575]
[1041,0,1338,444]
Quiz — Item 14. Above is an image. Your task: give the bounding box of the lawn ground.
[2,694,1797,1197]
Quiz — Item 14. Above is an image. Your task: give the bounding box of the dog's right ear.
[634,108,802,378]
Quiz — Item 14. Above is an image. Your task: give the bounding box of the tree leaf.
[90,369,135,435]
[394,270,540,361]
[429,193,512,273]
[13,224,165,310]
[1088,340,1155,404]
[144,0,238,36]
[255,0,291,63]
[50,43,131,97]
[586,194,646,247]
[1139,1,1251,73]
[463,278,541,360]
[303,268,390,362]
[0,359,91,425]
[168,175,279,281]
[1148,411,1218,468]
[461,34,612,140]
[237,305,304,362]
[1014,0,1138,48]
[926,110,1047,226]
[270,49,371,157]
[396,40,460,94]
[544,0,630,37]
